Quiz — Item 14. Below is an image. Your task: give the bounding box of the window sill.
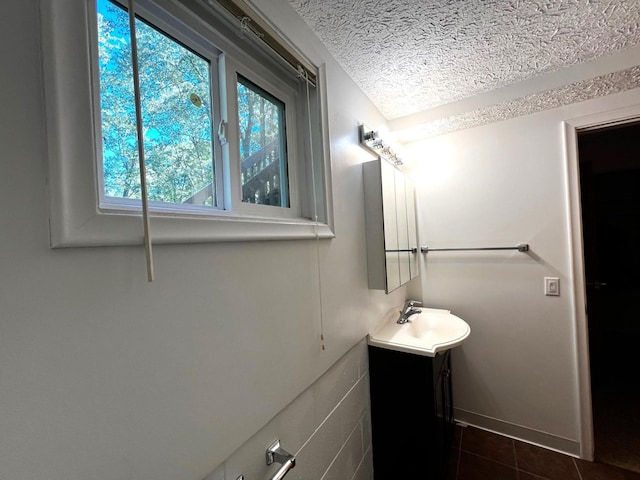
[50,210,335,248]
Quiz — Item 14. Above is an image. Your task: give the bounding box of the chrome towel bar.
[266,439,295,480]
[385,248,419,253]
[420,243,529,253]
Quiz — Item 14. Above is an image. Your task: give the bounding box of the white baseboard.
[454,408,581,457]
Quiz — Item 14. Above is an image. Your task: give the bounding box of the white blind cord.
[127,0,155,282]
[299,66,325,351]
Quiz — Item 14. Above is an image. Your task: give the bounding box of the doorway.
[578,122,640,473]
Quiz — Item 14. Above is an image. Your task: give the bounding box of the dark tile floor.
[447,425,640,480]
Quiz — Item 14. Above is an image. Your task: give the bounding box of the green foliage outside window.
[97,0,215,206]
[237,77,288,207]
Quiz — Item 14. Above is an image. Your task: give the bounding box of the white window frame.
[95,0,226,216]
[221,54,300,219]
[40,0,334,247]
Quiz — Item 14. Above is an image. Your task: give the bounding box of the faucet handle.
[397,300,423,324]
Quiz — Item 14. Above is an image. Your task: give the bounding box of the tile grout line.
[459,449,520,471]
[456,429,529,478]
[572,457,584,480]
[512,438,519,479]
[454,427,463,480]
[320,413,371,480]
[348,445,372,480]
[297,373,367,456]
[319,413,366,480]
[456,425,614,480]
[519,471,552,480]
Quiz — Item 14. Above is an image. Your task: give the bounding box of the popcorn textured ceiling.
[395,65,640,142]
[288,0,640,121]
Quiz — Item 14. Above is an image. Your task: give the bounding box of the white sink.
[368,306,471,357]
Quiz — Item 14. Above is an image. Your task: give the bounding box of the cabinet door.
[395,169,411,285]
[381,160,401,292]
[363,158,418,293]
[405,179,419,279]
[434,352,454,479]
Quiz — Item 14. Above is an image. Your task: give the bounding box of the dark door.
[578,122,640,473]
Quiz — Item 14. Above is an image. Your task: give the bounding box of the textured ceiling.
[288,0,640,124]
[395,64,640,142]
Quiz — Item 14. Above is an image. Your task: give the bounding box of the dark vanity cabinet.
[368,345,454,479]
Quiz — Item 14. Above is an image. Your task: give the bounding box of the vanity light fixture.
[358,124,403,166]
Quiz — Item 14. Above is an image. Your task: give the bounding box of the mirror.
[406,180,419,281]
[382,159,401,291]
[363,158,419,293]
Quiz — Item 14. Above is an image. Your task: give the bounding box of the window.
[41,0,333,247]
[237,76,288,208]
[97,0,216,209]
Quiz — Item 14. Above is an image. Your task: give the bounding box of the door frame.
[563,103,640,461]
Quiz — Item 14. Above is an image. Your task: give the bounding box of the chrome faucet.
[397,300,423,324]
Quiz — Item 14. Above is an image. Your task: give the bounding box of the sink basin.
[368,306,471,357]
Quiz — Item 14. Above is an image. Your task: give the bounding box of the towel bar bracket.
[266,440,296,480]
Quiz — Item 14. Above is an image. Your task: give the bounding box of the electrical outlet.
[544,277,560,296]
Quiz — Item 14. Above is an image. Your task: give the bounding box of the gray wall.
[205,340,373,480]
[0,1,404,479]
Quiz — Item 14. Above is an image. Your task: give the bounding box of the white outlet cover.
[544,277,560,296]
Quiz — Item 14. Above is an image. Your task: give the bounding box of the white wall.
[405,88,640,455]
[0,1,407,479]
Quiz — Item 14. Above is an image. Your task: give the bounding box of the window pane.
[237,77,289,207]
[97,0,215,207]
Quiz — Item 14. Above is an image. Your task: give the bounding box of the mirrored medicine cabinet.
[363,157,419,293]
